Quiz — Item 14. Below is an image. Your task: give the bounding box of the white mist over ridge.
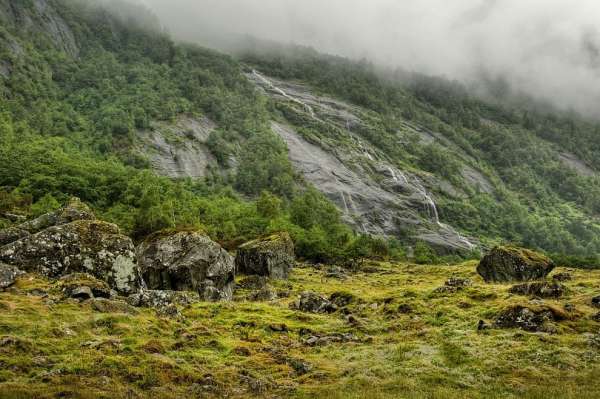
[139,0,600,117]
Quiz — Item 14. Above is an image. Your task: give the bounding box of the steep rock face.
[247,71,479,253]
[0,220,139,294]
[136,116,218,179]
[137,231,235,301]
[235,232,295,279]
[0,0,79,57]
[477,246,555,283]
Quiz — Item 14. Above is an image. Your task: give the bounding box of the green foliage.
[414,241,437,265]
[30,193,60,217]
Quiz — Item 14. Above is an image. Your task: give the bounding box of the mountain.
[1,0,600,262]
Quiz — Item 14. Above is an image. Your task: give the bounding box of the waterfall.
[340,191,349,214]
[252,70,315,118]
[412,179,440,224]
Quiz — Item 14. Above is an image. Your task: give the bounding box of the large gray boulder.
[477,246,554,283]
[137,230,235,301]
[0,220,139,294]
[235,232,295,279]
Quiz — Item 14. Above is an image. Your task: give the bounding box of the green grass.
[0,261,599,398]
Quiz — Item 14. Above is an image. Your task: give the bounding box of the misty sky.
[139,0,600,116]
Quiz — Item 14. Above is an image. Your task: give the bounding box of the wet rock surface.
[235,233,295,279]
[477,246,554,283]
[137,230,235,301]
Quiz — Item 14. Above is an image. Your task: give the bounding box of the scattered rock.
[0,227,29,246]
[156,303,182,320]
[494,305,567,333]
[329,291,355,308]
[445,276,472,288]
[509,282,565,298]
[303,333,360,346]
[477,246,555,283]
[235,232,295,279]
[0,262,24,289]
[88,298,138,315]
[433,286,459,294]
[552,272,573,282]
[288,358,312,375]
[0,220,140,294]
[290,291,337,313]
[324,265,348,279]
[70,286,93,301]
[247,285,277,301]
[137,230,235,301]
[592,295,600,309]
[477,320,491,330]
[593,312,600,322]
[18,197,95,234]
[269,323,288,332]
[127,289,199,308]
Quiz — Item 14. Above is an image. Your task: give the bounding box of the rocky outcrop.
[137,230,235,301]
[477,246,554,283]
[290,291,337,313]
[494,305,567,333]
[509,282,565,298]
[0,262,24,289]
[0,220,139,294]
[136,116,218,179]
[18,197,95,234]
[235,233,295,279]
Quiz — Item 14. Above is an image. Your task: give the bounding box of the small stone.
[397,303,413,314]
[291,291,337,313]
[233,346,252,356]
[0,263,24,289]
[445,277,472,288]
[509,282,565,298]
[269,323,288,332]
[477,320,491,330]
[592,295,600,309]
[70,286,93,301]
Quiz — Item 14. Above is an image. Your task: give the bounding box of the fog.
[138,0,600,116]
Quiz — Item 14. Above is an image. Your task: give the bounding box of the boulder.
[0,227,29,246]
[552,272,573,282]
[494,305,567,333]
[0,220,139,294]
[291,291,337,313]
[509,282,565,298]
[477,246,554,283]
[18,197,95,234]
[235,233,294,279]
[0,262,24,289]
[137,230,235,301]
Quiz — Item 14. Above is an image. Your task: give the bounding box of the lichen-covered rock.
[0,227,29,246]
[235,233,295,279]
[494,305,567,332]
[0,220,139,294]
[127,289,200,308]
[0,262,24,289]
[137,230,235,301]
[509,282,565,298]
[477,246,554,283]
[18,197,95,234]
[291,291,337,313]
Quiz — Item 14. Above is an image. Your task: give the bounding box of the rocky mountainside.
[1,0,600,261]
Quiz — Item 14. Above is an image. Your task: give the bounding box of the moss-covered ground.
[0,261,599,398]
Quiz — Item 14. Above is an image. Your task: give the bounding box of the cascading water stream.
[252,70,316,118]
